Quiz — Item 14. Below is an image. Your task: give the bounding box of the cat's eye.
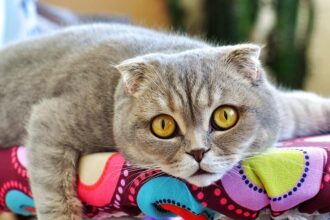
[212,106,238,130]
[151,114,177,138]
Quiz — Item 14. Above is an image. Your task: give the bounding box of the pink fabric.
[78,153,125,207]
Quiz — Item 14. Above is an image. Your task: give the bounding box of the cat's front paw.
[37,214,80,220]
[37,197,82,220]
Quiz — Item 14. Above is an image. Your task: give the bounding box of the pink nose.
[187,149,209,162]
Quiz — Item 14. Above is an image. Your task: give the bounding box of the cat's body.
[0,24,329,220]
[0,24,207,148]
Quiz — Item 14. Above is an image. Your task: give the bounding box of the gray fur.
[0,24,329,219]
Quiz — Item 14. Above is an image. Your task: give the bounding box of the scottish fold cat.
[0,24,329,219]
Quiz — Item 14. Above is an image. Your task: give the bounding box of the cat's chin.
[185,173,223,187]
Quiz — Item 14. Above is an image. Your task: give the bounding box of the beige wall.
[41,0,171,29]
[306,0,330,96]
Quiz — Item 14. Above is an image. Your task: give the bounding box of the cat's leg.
[277,91,330,140]
[27,145,81,220]
[26,97,107,220]
[27,140,81,220]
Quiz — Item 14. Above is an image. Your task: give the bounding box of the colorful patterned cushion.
[1,135,330,220]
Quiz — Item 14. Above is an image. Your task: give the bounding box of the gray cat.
[0,24,329,220]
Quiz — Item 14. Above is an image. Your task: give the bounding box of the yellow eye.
[212,106,238,130]
[151,115,177,138]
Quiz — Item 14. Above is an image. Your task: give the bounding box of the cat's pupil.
[224,111,228,120]
[161,120,165,129]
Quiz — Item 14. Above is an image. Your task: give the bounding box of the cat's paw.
[58,198,82,220]
[36,196,82,220]
[37,212,81,220]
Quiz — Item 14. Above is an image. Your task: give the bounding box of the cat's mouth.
[191,168,214,177]
[186,168,221,187]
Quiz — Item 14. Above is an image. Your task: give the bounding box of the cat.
[0,23,329,220]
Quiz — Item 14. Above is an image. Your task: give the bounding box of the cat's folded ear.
[222,44,263,84]
[115,59,155,97]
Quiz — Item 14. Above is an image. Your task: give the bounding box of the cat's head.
[113,44,281,187]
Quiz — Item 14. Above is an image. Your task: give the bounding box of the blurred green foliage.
[267,0,314,88]
[167,0,185,31]
[205,0,259,43]
[167,0,315,89]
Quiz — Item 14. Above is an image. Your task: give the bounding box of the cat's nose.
[186,149,209,162]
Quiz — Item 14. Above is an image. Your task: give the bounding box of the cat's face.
[113,44,281,187]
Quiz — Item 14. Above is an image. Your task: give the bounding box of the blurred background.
[1,0,329,95]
